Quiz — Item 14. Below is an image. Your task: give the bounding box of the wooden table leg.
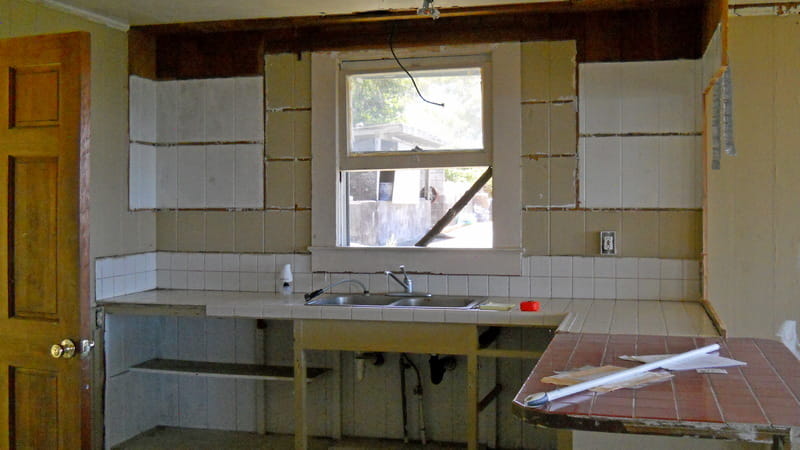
[294,322,307,450]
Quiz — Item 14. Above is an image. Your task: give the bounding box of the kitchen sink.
[305,294,485,309]
[389,296,485,309]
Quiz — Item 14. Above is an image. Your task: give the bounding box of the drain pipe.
[400,353,426,445]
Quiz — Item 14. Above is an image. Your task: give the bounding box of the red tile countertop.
[513,333,800,445]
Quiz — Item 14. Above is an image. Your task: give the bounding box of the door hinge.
[95,307,105,329]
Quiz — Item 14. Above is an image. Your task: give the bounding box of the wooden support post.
[293,322,308,450]
[332,351,342,440]
[466,353,479,450]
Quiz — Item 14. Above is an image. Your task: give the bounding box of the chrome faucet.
[385,265,413,294]
[385,265,431,297]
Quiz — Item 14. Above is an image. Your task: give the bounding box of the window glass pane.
[346,167,492,248]
[348,68,483,153]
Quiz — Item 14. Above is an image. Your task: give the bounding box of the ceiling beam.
[132,0,704,34]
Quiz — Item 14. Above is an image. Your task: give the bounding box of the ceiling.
[33,0,563,28]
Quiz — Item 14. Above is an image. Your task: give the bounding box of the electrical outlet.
[600,231,616,256]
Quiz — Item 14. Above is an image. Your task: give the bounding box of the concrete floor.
[115,426,468,449]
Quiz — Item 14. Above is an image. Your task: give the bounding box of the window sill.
[309,246,523,275]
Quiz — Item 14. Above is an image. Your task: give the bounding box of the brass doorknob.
[50,339,76,359]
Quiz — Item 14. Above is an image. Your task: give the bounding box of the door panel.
[0,32,91,449]
[9,157,60,320]
[9,65,61,128]
[10,367,60,449]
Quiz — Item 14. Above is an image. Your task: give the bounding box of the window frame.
[311,43,523,275]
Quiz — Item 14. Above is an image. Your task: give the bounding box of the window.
[346,66,484,154]
[311,43,522,274]
[345,167,492,248]
[339,56,493,249]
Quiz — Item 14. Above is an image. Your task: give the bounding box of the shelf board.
[129,359,329,382]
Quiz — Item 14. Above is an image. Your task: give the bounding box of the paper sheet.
[541,365,673,393]
[619,352,746,371]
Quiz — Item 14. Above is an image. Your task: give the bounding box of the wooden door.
[0,32,91,449]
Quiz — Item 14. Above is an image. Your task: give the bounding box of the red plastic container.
[520,301,540,312]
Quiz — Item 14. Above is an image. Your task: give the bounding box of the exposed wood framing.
[129,2,706,80]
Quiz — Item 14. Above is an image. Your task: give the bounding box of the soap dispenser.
[280,264,293,295]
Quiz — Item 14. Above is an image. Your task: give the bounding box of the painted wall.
[0,0,155,269]
[706,14,800,339]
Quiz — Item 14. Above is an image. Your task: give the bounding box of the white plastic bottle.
[280,264,293,295]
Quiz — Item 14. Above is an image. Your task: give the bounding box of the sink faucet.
[385,265,413,294]
[385,265,431,297]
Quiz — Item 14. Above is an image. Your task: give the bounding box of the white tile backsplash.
[467,276,489,296]
[99,253,703,301]
[551,277,573,298]
[95,253,158,300]
[508,276,530,297]
[593,258,616,278]
[531,277,551,297]
[638,258,661,279]
[572,257,594,278]
[573,278,593,298]
[239,254,258,273]
[447,276,468,296]
[594,278,616,299]
[551,256,573,277]
[488,276,509,297]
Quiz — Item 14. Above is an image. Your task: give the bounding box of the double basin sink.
[306,294,485,309]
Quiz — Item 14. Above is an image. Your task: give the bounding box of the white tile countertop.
[98,290,719,337]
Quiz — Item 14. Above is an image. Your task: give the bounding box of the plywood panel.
[8,157,58,320]
[707,16,785,338]
[10,367,59,449]
[771,17,800,338]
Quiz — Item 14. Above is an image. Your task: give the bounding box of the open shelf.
[129,359,329,382]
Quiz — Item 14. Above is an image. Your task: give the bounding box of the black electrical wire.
[389,23,444,108]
